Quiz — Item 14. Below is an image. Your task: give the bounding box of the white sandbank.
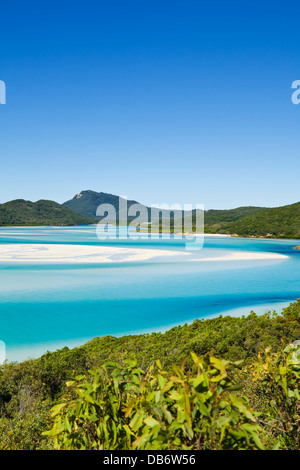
[191,251,288,262]
[182,233,230,237]
[0,244,187,263]
[0,243,288,264]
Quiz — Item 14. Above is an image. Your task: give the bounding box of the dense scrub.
[0,300,299,449]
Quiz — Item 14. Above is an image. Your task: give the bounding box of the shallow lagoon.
[0,225,299,362]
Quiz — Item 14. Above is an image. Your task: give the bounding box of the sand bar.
[191,251,288,262]
[0,243,288,264]
[0,244,189,263]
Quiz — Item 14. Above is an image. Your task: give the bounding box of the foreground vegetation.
[0,300,300,450]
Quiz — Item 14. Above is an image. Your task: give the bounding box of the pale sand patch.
[182,233,230,237]
[0,244,188,263]
[0,244,288,264]
[192,251,288,261]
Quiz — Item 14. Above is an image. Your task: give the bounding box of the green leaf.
[65,415,72,433]
[230,395,256,422]
[51,403,67,417]
[144,416,160,428]
[130,411,145,432]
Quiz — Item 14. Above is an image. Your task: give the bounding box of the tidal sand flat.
[0,228,296,362]
[0,243,190,264]
[0,243,288,264]
[192,251,288,262]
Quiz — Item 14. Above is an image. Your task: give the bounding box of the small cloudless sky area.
[0,0,299,210]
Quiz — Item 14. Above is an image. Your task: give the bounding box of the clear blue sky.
[0,0,299,210]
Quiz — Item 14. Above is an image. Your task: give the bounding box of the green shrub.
[44,353,264,450]
[248,343,300,449]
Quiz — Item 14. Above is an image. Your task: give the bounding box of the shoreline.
[6,299,293,363]
[1,224,300,242]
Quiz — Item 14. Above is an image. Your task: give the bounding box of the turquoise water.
[0,225,300,362]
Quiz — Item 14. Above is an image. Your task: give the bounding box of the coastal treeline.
[2,195,300,240]
[203,202,300,238]
[0,301,299,450]
[149,202,300,239]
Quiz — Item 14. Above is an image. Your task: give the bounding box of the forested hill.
[63,190,191,223]
[63,190,145,221]
[204,206,266,225]
[0,199,96,226]
[204,202,300,238]
[2,195,300,238]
